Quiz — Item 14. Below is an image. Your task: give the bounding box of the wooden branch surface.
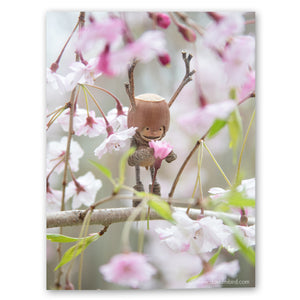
[47,206,255,228]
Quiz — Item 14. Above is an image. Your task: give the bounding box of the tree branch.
[47,206,255,228]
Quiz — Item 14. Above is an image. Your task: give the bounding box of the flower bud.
[177,24,196,42]
[148,12,171,29]
[158,53,171,66]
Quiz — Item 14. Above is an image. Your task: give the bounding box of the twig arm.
[168,51,196,108]
[125,59,138,109]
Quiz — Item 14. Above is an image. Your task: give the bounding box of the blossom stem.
[235,109,256,184]
[187,140,204,214]
[174,12,205,35]
[83,83,125,116]
[80,85,113,134]
[203,142,232,187]
[81,86,89,115]
[50,13,82,72]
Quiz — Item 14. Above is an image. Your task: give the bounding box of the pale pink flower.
[222,35,255,87]
[57,106,87,133]
[46,68,74,95]
[76,17,125,52]
[68,57,102,86]
[75,110,106,137]
[46,187,62,213]
[186,260,240,288]
[178,100,236,135]
[224,225,256,253]
[94,127,137,159]
[106,106,129,131]
[238,70,255,101]
[66,171,102,209]
[99,252,156,288]
[209,178,255,200]
[156,211,231,254]
[46,137,84,174]
[204,13,245,50]
[97,30,167,76]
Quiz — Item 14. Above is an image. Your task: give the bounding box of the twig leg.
[133,165,144,207]
[149,166,161,196]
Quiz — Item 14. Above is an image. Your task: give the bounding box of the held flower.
[66,171,102,209]
[149,140,173,169]
[99,252,156,288]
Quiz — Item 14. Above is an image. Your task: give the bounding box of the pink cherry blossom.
[149,140,173,169]
[94,127,137,159]
[75,110,106,137]
[76,17,125,53]
[57,106,87,133]
[46,187,62,213]
[204,12,245,50]
[97,30,167,76]
[149,140,173,160]
[66,171,102,209]
[238,70,255,101]
[99,252,156,288]
[208,178,255,200]
[222,35,255,87]
[46,136,84,174]
[156,211,231,254]
[106,106,129,131]
[186,260,240,288]
[178,100,236,135]
[224,225,256,253]
[68,57,102,86]
[47,68,74,95]
[177,23,196,42]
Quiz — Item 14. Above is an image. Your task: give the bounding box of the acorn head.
[127,93,170,142]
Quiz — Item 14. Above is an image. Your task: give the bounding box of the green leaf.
[233,229,255,266]
[228,108,243,163]
[148,198,174,223]
[89,160,112,180]
[54,234,99,271]
[209,246,223,266]
[207,119,227,139]
[119,147,136,186]
[47,233,83,243]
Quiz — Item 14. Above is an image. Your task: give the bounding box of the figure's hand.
[128,146,155,167]
[165,151,177,163]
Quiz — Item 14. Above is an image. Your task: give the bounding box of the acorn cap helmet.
[127,93,170,133]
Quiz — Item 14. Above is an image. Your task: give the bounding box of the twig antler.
[125,58,138,110]
[168,51,196,108]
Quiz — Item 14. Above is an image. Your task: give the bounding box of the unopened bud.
[177,24,196,42]
[158,53,171,66]
[148,12,171,29]
[50,62,59,73]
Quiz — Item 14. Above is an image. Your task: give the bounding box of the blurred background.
[46,11,255,289]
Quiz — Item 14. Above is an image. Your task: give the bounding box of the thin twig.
[168,51,196,108]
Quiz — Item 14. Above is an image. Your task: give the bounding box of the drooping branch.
[47,206,255,228]
[168,50,196,108]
